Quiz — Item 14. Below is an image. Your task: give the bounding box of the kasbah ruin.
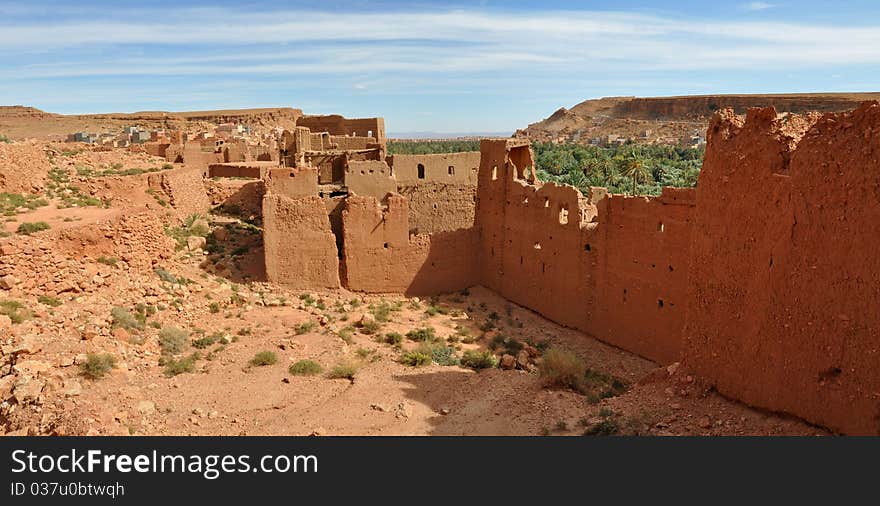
[0,100,878,437]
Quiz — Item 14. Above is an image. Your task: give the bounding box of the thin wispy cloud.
[741,2,776,11]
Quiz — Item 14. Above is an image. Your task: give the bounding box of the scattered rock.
[13,336,42,355]
[500,354,516,370]
[186,236,207,251]
[515,349,530,369]
[370,403,388,412]
[212,228,229,241]
[0,274,18,290]
[136,400,156,415]
[62,380,82,397]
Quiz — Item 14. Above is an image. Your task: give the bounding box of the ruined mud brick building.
[204,104,880,435]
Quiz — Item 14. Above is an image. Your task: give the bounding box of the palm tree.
[622,152,651,195]
[583,155,614,187]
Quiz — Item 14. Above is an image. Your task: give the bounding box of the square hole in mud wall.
[658,222,665,232]
[448,166,455,175]
[383,243,389,249]
[584,243,591,252]
[658,299,664,309]
[492,165,498,180]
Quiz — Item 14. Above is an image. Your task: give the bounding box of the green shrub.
[192,332,223,349]
[250,351,278,366]
[16,221,50,235]
[295,321,316,335]
[420,343,459,366]
[399,351,432,367]
[289,359,323,376]
[359,320,382,335]
[111,306,144,331]
[97,256,118,266]
[460,350,498,370]
[0,299,30,324]
[370,301,399,323]
[406,327,437,342]
[163,352,200,376]
[209,302,220,314]
[382,332,404,346]
[339,326,354,345]
[327,362,358,380]
[539,348,586,392]
[158,326,189,354]
[37,295,62,307]
[583,418,621,436]
[80,353,117,379]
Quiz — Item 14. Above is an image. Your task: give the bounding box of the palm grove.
[388,140,704,196]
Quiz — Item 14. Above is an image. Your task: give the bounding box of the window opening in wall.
[383,243,389,249]
[533,242,542,250]
[559,207,569,225]
[491,165,498,180]
[658,222,665,232]
[542,263,545,273]
[448,166,455,176]
[368,130,373,138]
[584,244,591,252]
[522,197,529,204]
[623,289,628,302]
[658,299,664,309]
[544,198,550,208]
[668,265,674,272]
[520,256,523,264]
[417,163,425,179]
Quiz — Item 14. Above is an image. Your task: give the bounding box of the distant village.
[66,121,261,148]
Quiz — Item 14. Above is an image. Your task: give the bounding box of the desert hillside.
[0,106,303,141]
[518,92,880,145]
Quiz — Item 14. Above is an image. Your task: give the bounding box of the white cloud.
[0,7,878,83]
[741,2,776,11]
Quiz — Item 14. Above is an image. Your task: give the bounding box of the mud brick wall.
[682,103,880,435]
[147,166,211,218]
[398,183,476,235]
[262,193,340,290]
[390,152,481,185]
[341,195,478,295]
[473,139,695,365]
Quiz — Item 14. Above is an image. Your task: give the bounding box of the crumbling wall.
[0,211,173,296]
[398,183,476,234]
[390,152,481,185]
[262,193,340,290]
[474,139,694,364]
[344,160,396,198]
[341,195,478,295]
[208,162,275,179]
[475,139,594,333]
[146,165,210,217]
[297,115,385,140]
[206,179,265,219]
[682,103,880,435]
[263,167,318,199]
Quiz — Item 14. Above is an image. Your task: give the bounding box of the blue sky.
[2,1,880,134]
